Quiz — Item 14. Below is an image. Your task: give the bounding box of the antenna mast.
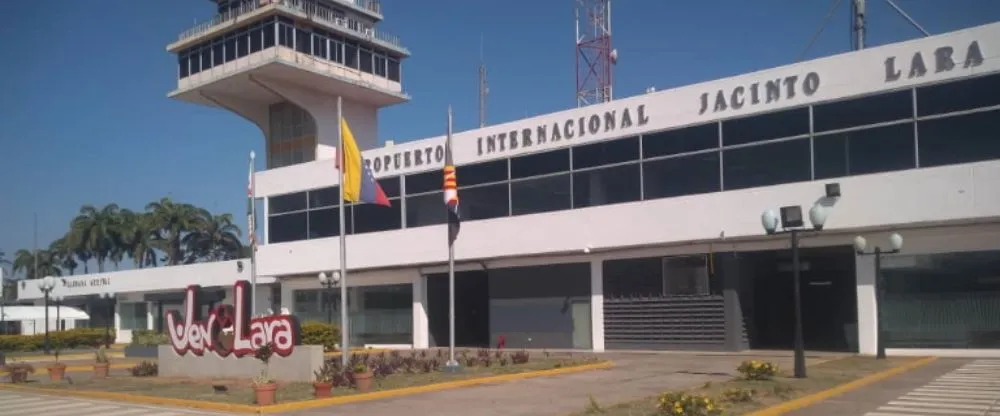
[851,0,866,50]
[575,0,616,107]
[479,36,488,128]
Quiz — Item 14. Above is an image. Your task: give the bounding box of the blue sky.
[1,0,997,274]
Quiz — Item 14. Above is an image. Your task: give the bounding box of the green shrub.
[737,360,778,381]
[721,387,756,403]
[300,321,341,351]
[130,330,169,346]
[0,328,117,352]
[130,360,159,377]
[656,392,721,415]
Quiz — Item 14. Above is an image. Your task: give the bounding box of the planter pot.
[353,371,374,393]
[47,364,67,382]
[93,363,110,378]
[253,383,278,405]
[124,345,160,358]
[9,369,29,384]
[312,381,333,398]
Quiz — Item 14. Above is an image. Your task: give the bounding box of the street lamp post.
[853,233,903,360]
[54,294,64,332]
[37,276,57,354]
[761,203,830,379]
[317,271,341,325]
[100,292,115,348]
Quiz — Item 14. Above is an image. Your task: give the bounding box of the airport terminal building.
[19,1,1000,356]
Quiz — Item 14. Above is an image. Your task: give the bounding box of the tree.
[183,210,243,263]
[69,204,121,273]
[15,197,244,278]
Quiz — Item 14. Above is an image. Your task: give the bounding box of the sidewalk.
[783,358,972,416]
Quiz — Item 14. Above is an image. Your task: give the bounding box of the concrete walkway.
[282,351,840,416]
[785,358,1000,416]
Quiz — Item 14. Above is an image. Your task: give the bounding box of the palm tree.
[12,249,61,280]
[49,236,79,275]
[118,209,159,268]
[69,204,120,272]
[146,197,201,266]
[183,210,244,263]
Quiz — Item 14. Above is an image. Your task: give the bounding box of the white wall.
[253,22,1000,198]
[256,160,1000,277]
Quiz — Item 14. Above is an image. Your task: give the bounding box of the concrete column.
[412,276,429,349]
[855,253,877,355]
[146,301,154,330]
[590,260,605,352]
[720,253,749,351]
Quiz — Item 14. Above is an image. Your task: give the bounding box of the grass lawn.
[23,354,601,405]
[577,356,920,415]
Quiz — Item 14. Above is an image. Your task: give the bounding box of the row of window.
[177,16,401,82]
[266,106,1000,243]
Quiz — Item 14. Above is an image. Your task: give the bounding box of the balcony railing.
[176,0,404,52]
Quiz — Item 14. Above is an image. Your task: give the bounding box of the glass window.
[295,28,310,54]
[917,73,1000,117]
[404,171,441,195]
[212,41,224,67]
[459,183,509,221]
[250,26,262,53]
[373,54,387,77]
[881,250,1000,349]
[308,207,349,239]
[573,164,640,208]
[642,123,718,158]
[918,109,1000,168]
[330,38,343,63]
[312,34,327,59]
[345,42,358,68]
[723,138,811,190]
[224,35,236,62]
[351,284,414,345]
[263,20,275,48]
[602,257,663,298]
[353,202,402,234]
[511,174,571,216]
[510,149,569,179]
[405,192,446,228]
[178,53,189,78]
[723,107,810,146]
[814,123,915,180]
[269,213,307,243]
[573,136,639,169]
[643,152,720,199]
[237,32,249,57]
[813,90,913,132]
[269,192,307,213]
[359,49,373,73]
[189,49,201,74]
[664,256,710,296]
[199,44,211,71]
[309,186,339,209]
[118,302,148,331]
[457,160,507,186]
[388,59,400,82]
[278,23,294,48]
[378,177,401,198]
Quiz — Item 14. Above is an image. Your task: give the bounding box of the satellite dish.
[610,49,618,64]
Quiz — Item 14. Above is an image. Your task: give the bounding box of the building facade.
[19,6,1000,355]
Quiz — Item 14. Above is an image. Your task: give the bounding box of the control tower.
[166,0,410,168]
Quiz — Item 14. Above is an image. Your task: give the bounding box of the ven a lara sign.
[167,280,301,357]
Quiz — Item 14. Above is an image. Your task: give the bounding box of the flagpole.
[250,151,258,317]
[337,96,350,367]
[445,106,459,371]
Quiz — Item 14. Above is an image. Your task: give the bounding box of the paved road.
[0,390,232,416]
[864,358,1000,416]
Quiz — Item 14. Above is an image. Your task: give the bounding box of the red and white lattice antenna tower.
[575,0,616,107]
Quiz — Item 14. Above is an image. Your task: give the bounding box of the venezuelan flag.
[337,118,391,207]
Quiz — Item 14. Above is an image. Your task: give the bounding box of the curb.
[744,356,938,416]
[0,360,614,414]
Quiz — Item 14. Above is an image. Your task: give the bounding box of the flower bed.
[25,348,601,406]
